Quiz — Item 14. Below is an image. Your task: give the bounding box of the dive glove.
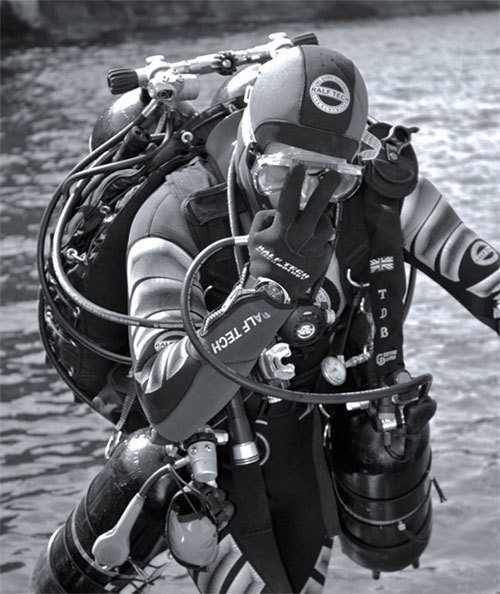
[248,164,337,302]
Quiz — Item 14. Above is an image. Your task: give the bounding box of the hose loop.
[180,236,432,405]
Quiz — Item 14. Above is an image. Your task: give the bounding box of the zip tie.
[432,477,447,503]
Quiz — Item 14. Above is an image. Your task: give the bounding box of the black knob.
[291,33,318,47]
[107,68,140,95]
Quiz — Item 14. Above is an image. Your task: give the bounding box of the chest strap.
[361,184,407,382]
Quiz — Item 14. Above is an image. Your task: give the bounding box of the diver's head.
[235,45,369,212]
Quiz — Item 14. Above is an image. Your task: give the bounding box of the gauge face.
[321,356,347,386]
[314,286,331,309]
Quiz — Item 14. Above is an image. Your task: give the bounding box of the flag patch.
[370,256,394,273]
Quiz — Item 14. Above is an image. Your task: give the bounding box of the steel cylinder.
[30,429,179,593]
[329,405,433,574]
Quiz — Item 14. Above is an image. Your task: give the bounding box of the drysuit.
[126,153,499,592]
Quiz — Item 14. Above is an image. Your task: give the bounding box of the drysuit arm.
[127,164,335,442]
[127,233,293,442]
[401,176,499,333]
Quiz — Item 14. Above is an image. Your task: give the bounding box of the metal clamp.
[65,248,88,265]
[346,268,369,288]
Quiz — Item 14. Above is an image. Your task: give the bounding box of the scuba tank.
[30,429,178,593]
[329,380,440,578]
[30,427,233,593]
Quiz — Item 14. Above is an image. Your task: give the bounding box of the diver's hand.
[248,164,337,302]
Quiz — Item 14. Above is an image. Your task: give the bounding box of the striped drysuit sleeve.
[126,179,292,442]
[401,176,499,333]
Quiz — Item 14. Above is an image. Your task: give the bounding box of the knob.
[107,68,140,95]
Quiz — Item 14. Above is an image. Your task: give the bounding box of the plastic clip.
[383,125,419,162]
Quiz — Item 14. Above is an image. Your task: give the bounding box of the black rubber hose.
[37,104,154,294]
[403,264,417,322]
[38,291,132,365]
[37,146,133,364]
[39,102,190,331]
[50,183,187,328]
[180,236,433,405]
[60,150,155,197]
[37,296,108,417]
[38,100,159,275]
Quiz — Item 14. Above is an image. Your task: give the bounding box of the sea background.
[1,9,499,594]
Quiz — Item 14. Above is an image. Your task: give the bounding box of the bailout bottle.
[330,392,437,578]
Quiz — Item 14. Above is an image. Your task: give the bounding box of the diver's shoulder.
[128,156,218,254]
[400,175,443,239]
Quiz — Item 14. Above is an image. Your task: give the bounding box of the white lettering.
[376,350,398,366]
[226,328,242,345]
[256,245,310,280]
[378,289,388,300]
[380,307,388,319]
[211,312,271,354]
[380,327,389,338]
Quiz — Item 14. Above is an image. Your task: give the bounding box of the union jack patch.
[370,256,394,273]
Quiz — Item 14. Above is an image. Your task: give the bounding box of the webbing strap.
[229,461,293,593]
[311,408,340,537]
[362,186,407,381]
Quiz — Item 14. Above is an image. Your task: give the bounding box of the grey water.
[1,11,499,594]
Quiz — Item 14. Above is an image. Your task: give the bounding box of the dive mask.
[251,144,363,208]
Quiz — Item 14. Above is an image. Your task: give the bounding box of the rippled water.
[1,11,499,594]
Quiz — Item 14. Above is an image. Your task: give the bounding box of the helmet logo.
[309,75,350,114]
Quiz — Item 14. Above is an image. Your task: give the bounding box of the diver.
[32,40,499,594]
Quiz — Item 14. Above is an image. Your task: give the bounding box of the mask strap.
[358,128,381,161]
[241,106,256,147]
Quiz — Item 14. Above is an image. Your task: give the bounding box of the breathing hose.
[37,100,160,307]
[45,101,197,331]
[403,264,417,322]
[180,235,432,405]
[38,147,135,364]
[226,146,246,275]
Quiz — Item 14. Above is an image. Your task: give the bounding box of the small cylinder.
[188,440,218,483]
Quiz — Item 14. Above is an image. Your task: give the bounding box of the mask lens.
[330,172,361,202]
[254,163,288,195]
[251,148,363,201]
